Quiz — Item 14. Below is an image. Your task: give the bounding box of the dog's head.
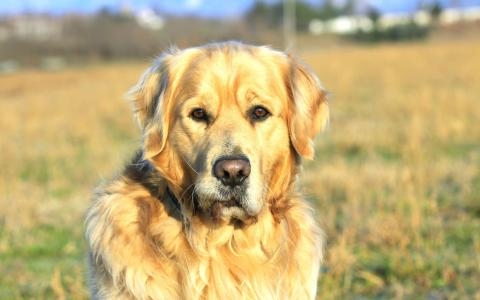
[129,42,328,224]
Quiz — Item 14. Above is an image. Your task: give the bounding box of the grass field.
[1,39,479,299]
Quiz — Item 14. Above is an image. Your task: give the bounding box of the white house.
[1,15,62,41]
[310,6,480,35]
[135,8,164,30]
[309,16,373,34]
[440,6,480,25]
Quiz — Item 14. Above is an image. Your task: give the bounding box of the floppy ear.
[127,54,172,160]
[288,58,329,160]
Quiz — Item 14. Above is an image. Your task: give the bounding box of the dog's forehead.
[178,45,289,95]
[174,44,275,72]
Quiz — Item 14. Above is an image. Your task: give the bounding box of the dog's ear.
[287,57,329,160]
[127,53,175,160]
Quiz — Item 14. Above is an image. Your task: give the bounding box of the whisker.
[263,184,273,197]
[183,159,199,175]
[179,183,196,201]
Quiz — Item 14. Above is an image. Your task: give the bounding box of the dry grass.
[1,39,479,299]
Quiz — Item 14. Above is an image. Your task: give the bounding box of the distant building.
[440,6,480,25]
[135,8,164,30]
[309,6,480,35]
[0,15,62,41]
[310,16,373,35]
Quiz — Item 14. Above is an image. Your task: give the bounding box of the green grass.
[0,225,88,299]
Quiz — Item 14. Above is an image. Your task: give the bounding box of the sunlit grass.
[1,39,479,299]
[304,39,480,299]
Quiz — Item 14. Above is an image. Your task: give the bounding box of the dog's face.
[129,43,328,224]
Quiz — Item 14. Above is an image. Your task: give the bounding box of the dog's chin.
[197,195,259,225]
[210,198,248,221]
[193,181,262,225]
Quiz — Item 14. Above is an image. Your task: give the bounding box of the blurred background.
[0,0,479,299]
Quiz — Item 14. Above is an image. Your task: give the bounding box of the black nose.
[213,156,251,187]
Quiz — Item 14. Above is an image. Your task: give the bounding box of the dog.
[85,41,329,300]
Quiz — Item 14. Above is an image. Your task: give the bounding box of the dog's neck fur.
[86,151,321,299]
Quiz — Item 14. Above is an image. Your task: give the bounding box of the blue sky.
[1,0,480,17]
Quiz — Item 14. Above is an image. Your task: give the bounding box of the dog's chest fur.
[86,157,322,300]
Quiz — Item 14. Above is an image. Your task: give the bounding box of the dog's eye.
[250,106,271,121]
[190,108,209,122]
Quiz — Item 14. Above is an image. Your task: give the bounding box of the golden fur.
[85,42,329,299]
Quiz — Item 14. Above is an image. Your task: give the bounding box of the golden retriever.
[85,41,329,300]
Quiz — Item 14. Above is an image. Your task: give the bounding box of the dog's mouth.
[192,182,259,224]
[198,194,254,223]
[217,198,241,208]
[211,197,242,215]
